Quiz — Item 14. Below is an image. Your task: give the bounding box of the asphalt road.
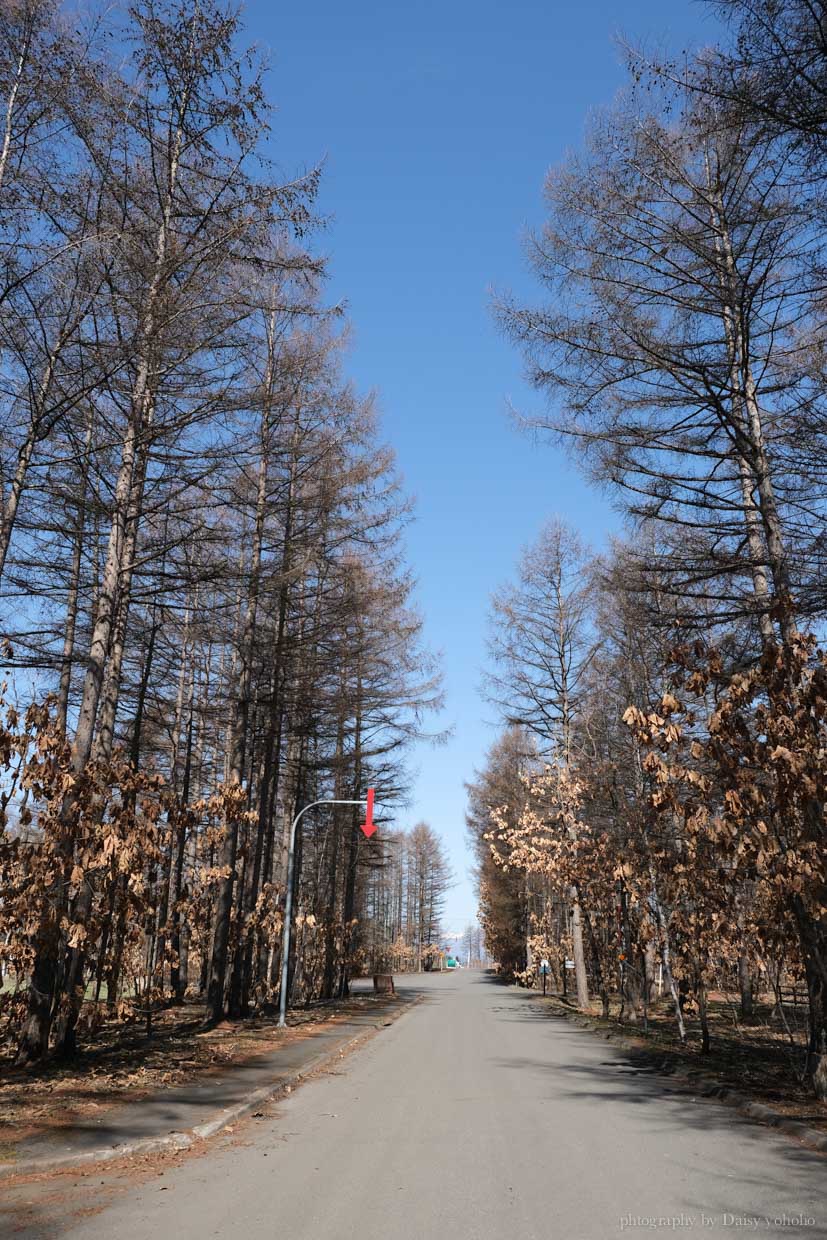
[50,972,826,1239]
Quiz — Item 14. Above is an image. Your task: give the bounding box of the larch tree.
[485,519,597,1006]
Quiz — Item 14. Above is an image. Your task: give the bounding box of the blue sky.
[246,0,719,935]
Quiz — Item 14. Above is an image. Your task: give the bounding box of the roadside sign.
[539,959,550,975]
[565,959,575,970]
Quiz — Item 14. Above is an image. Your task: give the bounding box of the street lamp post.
[277,793,373,1028]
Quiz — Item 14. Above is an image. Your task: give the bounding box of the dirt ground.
[0,992,394,1155]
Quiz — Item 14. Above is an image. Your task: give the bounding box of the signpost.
[277,788,376,1028]
[540,958,550,996]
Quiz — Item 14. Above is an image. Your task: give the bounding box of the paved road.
[41,973,827,1238]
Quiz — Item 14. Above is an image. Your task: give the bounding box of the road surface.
[38,972,827,1238]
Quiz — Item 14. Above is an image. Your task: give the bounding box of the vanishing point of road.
[56,972,825,1240]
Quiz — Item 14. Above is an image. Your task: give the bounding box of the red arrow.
[360,787,376,838]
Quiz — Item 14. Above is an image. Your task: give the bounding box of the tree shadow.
[486,1002,824,1206]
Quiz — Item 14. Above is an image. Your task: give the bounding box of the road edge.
[0,993,419,1180]
[525,990,827,1155]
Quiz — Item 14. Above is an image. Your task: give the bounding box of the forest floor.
[536,989,827,1135]
[0,989,395,1158]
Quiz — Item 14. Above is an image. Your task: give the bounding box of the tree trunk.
[57,415,94,733]
[791,896,827,1099]
[648,867,686,1042]
[738,953,755,1024]
[698,978,711,1055]
[339,682,363,999]
[571,887,589,1009]
[207,428,268,1024]
[618,881,642,1023]
[644,938,658,1004]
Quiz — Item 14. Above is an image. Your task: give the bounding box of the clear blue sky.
[246,0,719,936]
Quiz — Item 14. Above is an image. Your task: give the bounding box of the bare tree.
[496,85,824,651]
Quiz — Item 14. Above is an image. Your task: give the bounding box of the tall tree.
[496,85,824,650]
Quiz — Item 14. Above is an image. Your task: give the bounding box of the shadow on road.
[481,981,824,1232]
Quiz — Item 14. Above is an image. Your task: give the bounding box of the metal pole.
[277,798,368,1028]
